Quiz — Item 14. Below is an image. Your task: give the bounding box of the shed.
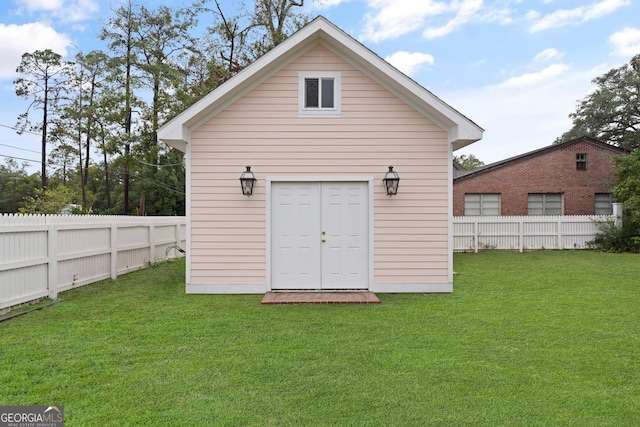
[158,16,483,294]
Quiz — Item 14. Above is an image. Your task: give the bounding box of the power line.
[91,167,186,196]
[0,155,184,194]
[0,123,41,136]
[0,153,42,164]
[136,159,183,167]
[139,177,186,195]
[0,143,40,154]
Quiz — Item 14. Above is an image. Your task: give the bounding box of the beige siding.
[189,44,449,287]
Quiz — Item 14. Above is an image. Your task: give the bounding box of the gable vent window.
[305,78,334,108]
[299,72,341,117]
[576,153,587,170]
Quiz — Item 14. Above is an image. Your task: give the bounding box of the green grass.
[1,251,639,426]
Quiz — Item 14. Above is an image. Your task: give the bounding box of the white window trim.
[528,193,563,215]
[298,71,341,117]
[595,193,614,215]
[464,193,500,216]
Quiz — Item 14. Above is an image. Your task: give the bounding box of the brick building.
[453,137,627,216]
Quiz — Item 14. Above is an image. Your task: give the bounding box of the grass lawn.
[1,251,639,426]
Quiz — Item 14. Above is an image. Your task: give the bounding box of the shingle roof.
[453,136,627,182]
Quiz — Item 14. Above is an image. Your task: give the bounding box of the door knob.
[322,238,326,243]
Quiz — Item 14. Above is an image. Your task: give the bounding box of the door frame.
[266,176,374,291]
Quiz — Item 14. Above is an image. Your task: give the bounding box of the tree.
[19,184,80,215]
[134,5,198,154]
[100,2,196,215]
[14,49,71,192]
[252,0,308,55]
[0,160,39,213]
[612,150,640,244]
[99,0,142,214]
[88,55,134,213]
[555,54,640,151]
[590,150,640,252]
[77,51,111,209]
[186,0,257,103]
[48,143,77,186]
[557,54,640,251]
[53,50,117,211]
[454,154,484,170]
[191,0,309,83]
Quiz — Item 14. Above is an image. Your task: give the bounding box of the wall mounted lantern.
[383,166,400,196]
[239,166,256,196]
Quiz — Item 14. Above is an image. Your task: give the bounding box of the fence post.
[149,223,156,263]
[557,218,563,250]
[174,222,180,257]
[47,225,58,300]
[518,218,524,253]
[111,224,118,280]
[613,203,623,227]
[474,220,479,253]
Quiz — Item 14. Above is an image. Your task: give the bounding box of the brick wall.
[453,139,624,216]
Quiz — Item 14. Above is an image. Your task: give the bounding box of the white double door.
[271,182,369,290]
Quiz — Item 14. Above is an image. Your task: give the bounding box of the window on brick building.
[595,193,614,215]
[576,153,587,170]
[464,194,500,216]
[528,193,562,215]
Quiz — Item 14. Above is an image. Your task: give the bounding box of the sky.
[1,0,640,173]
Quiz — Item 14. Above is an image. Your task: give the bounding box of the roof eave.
[450,124,483,150]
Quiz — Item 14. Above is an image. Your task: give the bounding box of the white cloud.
[312,0,347,8]
[60,0,99,22]
[534,48,563,63]
[445,64,605,164]
[359,0,451,42]
[497,63,569,89]
[19,0,64,11]
[529,0,630,33]
[444,58,618,165]
[584,0,629,19]
[15,0,99,22]
[360,0,517,43]
[385,51,434,76]
[609,27,640,57]
[422,0,483,39]
[525,10,540,20]
[0,23,72,80]
[480,4,515,26]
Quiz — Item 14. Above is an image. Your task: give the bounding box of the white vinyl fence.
[1,215,186,311]
[1,208,621,310]
[453,215,613,253]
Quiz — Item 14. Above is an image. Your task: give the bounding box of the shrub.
[589,218,640,252]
